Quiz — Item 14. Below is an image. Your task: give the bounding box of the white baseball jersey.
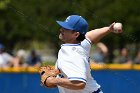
[56,38,100,93]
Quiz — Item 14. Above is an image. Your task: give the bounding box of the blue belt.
[92,88,101,93]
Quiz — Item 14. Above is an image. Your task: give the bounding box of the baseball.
[113,23,122,33]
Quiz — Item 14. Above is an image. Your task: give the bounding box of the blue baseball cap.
[56,15,88,34]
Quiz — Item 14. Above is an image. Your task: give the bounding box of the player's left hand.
[39,66,60,87]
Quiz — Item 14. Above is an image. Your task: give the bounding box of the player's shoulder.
[81,38,92,45]
[80,38,92,51]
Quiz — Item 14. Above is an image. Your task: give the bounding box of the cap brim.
[56,21,74,30]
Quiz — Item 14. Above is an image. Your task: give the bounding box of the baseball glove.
[39,66,60,87]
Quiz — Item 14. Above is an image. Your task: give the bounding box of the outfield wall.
[0,64,140,93]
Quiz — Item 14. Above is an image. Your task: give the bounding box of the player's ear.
[75,32,80,38]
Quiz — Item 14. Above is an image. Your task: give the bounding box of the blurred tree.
[0,0,10,9]
[0,0,139,56]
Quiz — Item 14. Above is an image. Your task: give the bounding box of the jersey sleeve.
[81,37,92,52]
[61,57,87,83]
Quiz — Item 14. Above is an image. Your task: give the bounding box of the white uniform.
[56,38,101,93]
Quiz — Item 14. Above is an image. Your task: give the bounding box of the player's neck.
[64,40,80,44]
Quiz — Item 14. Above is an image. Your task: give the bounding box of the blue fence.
[0,70,140,93]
